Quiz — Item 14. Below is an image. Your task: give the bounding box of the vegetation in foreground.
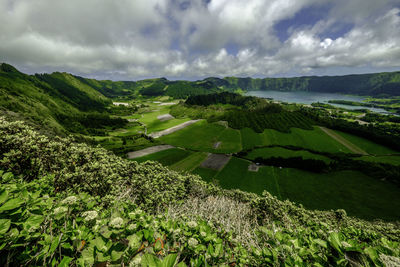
[1,117,400,266]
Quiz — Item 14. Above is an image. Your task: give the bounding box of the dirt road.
[127,145,174,159]
[149,119,201,138]
[318,126,368,155]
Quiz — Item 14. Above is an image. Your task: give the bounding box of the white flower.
[127,223,137,231]
[109,217,124,228]
[61,196,78,205]
[200,231,207,237]
[82,211,98,221]
[54,206,68,215]
[187,221,198,228]
[188,238,198,248]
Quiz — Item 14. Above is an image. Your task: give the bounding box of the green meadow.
[244,147,332,163]
[159,120,242,153]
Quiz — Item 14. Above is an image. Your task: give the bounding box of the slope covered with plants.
[1,117,399,266]
[0,63,126,135]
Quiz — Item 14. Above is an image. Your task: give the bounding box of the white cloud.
[0,0,399,79]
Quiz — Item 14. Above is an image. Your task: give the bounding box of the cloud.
[0,0,399,79]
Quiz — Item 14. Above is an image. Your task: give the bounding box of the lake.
[246,90,389,114]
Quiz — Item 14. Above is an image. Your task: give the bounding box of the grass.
[240,128,263,150]
[169,152,209,172]
[132,148,192,165]
[333,130,398,154]
[137,105,191,134]
[192,167,219,182]
[356,155,400,165]
[210,157,400,221]
[244,147,332,163]
[254,127,353,153]
[160,121,242,153]
[214,157,281,197]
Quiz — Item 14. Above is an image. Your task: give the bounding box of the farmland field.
[333,130,398,154]
[169,152,208,172]
[246,127,354,153]
[192,167,219,181]
[132,148,191,165]
[207,157,400,221]
[159,120,242,153]
[244,147,332,163]
[213,157,281,197]
[356,155,400,165]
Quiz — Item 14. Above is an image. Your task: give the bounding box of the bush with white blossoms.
[82,210,98,221]
[188,237,199,248]
[187,221,198,229]
[53,206,68,215]
[109,217,125,228]
[61,196,78,205]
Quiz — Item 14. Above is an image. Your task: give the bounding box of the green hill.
[0,63,127,135]
[220,72,400,96]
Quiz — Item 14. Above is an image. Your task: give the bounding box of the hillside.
[0,63,128,135]
[1,117,399,266]
[221,72,400,96]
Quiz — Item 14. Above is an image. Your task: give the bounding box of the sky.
[1,0,400,81]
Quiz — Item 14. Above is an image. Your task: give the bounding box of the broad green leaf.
[58,256,73,267]
[127,234,141,251]
[49,235,61,253]
[162,254,178,267]
[313,239,327,248]
[0,198,24,212]
[176,262,187,267]
[328,232,343,254]
[141,253,161,267]
[93,236,106,252]
[111,250,124,261]
[364,247,379,265]
[2,172,13,182]
[81,246,95,266]
[0,190,8,205]
[0,219,11,235]
[24,214,44,231]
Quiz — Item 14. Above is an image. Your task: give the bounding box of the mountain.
[220,72,400,96]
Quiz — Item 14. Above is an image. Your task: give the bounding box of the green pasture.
[241,127,353,153]
[169,152,209,172]
[192,167,219,181]
[132,148,191,166]
[244,147,332,163]
[209,157,400,221]
[333,130,398,154]
[159,121,242,153]
[356,155,400,165]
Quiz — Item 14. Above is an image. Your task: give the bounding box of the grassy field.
[356,155,400,165]
[240,127,354,153]
[240,128,263,150]
[333,130,398,154]
[169,152,208,172]
[132,148,191,165]
[192,167,219,181]
[159,121,242,153]
[207,157,400,221]
[214,157,281,197]
[244,147,333,163]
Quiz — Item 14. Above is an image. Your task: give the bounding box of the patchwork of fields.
[125,107,400,221]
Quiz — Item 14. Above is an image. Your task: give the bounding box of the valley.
[98,93,400,221]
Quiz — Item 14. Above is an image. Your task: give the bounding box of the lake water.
[246,90,389,114]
